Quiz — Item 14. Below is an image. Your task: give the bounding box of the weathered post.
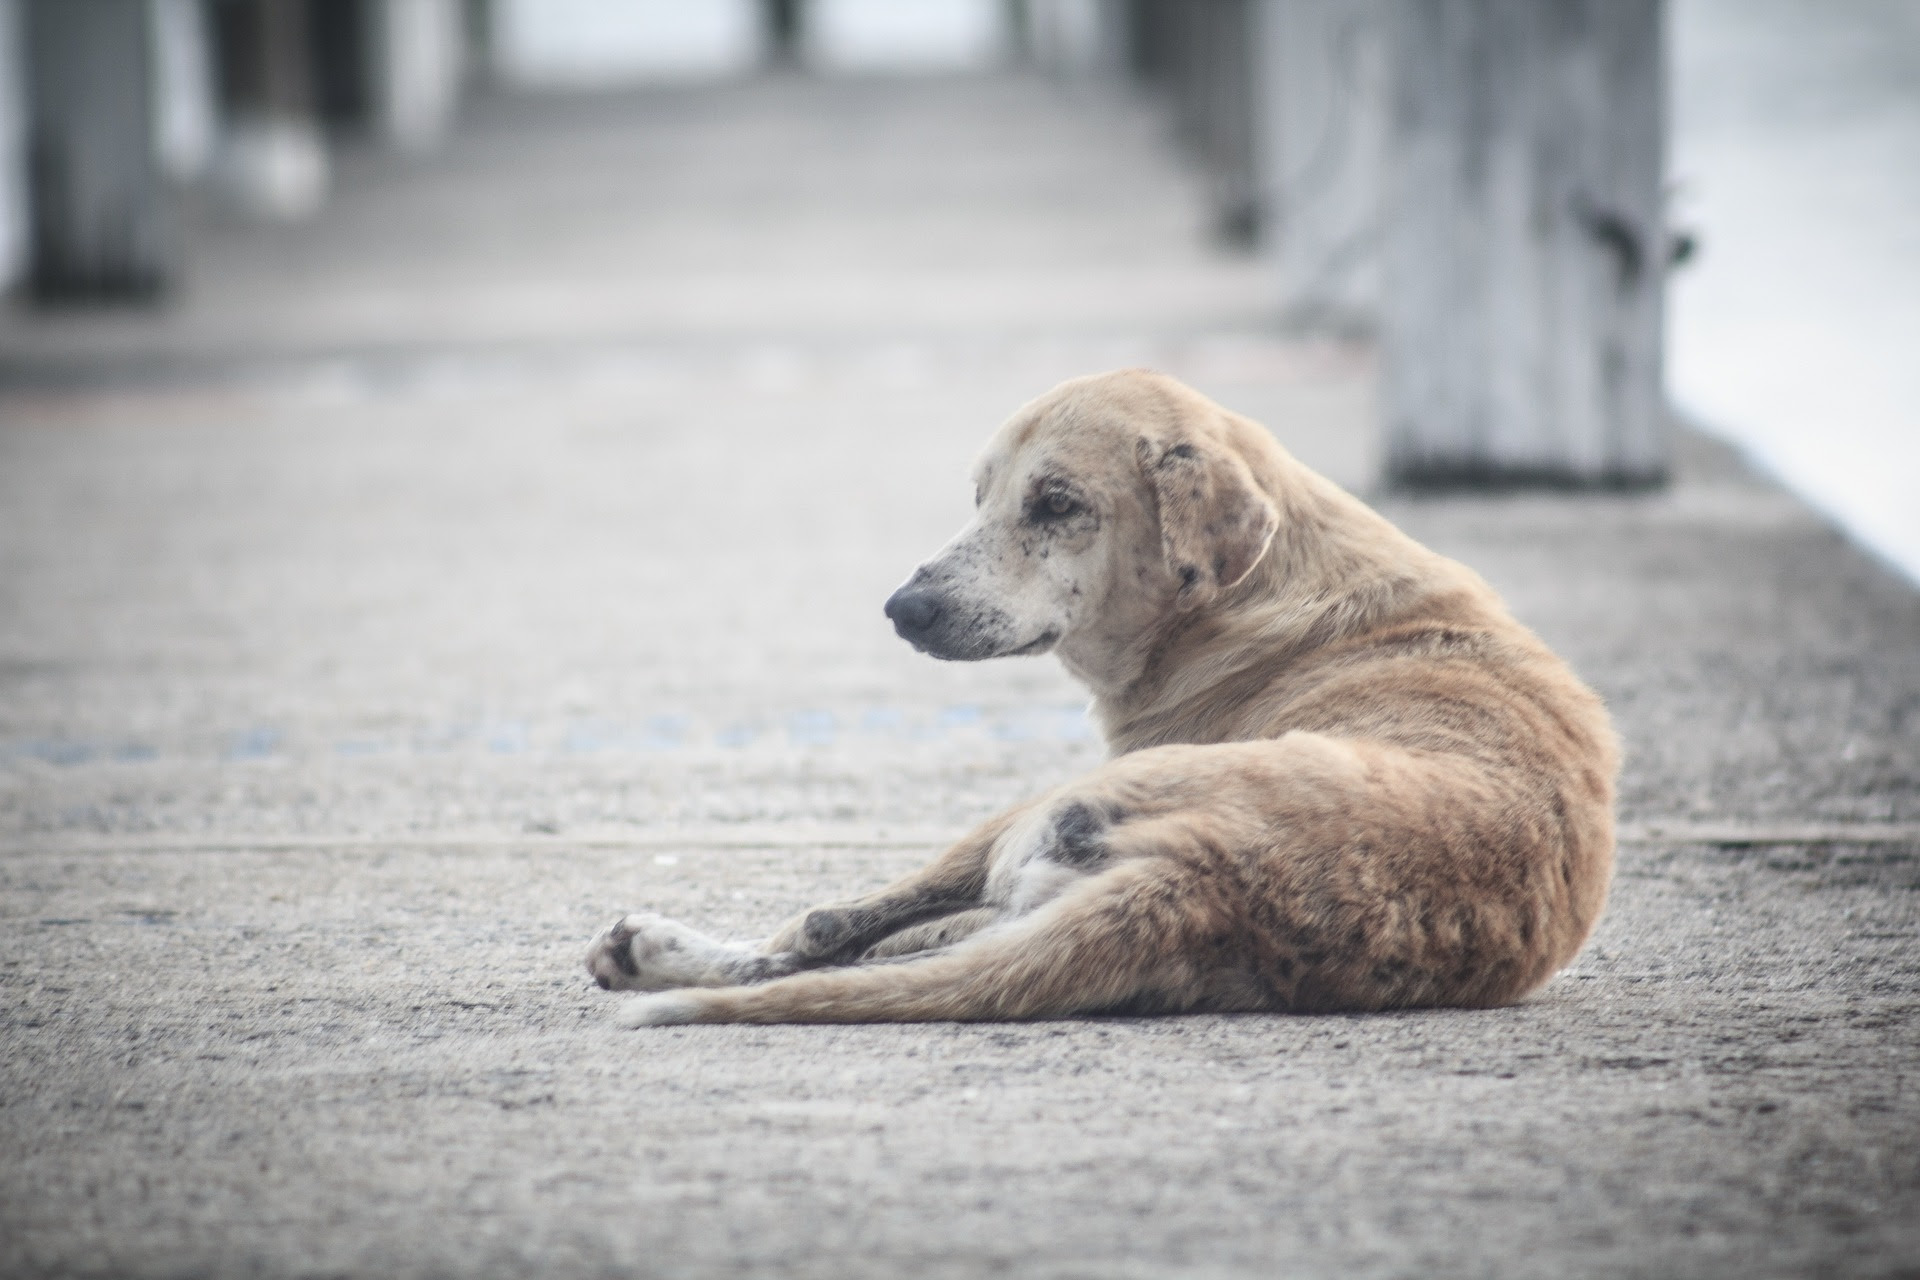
[763,0,802,67]
[23,0,169,298]
[1193,0,1260,243]
[210,0,329,219]
[1382,0,1668,485]
[1129,0,1260,244]
[1023,0,1129,77]
[1251,0,1388,330]
[373,0,463,151]
[152,0,219,182]
[0,0,25,291]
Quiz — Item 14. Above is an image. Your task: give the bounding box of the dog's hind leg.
[614,857,1253,1026]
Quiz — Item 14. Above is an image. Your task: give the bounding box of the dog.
[586,370,1618,1026]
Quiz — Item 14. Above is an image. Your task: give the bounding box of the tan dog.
[586,370,1618,1026]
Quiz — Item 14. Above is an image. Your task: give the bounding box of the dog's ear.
[1136,437,1279,610]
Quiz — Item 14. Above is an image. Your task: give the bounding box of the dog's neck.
[1065,457,1476,754]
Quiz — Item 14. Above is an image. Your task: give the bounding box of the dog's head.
[883,370,1280,670]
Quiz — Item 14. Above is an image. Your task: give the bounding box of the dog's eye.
[1037,490,1080,520]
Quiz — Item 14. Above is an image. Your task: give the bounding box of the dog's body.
[587,371,1618,1025]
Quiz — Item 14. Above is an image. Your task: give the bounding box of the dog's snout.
[884,586,942,639]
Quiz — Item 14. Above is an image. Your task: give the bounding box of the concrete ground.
[2,74,1917,1280]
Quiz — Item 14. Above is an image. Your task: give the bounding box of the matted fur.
[585,370,1618,1025]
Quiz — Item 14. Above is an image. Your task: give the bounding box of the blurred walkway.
[0,75,1281,366]
[2,71,1918,1280]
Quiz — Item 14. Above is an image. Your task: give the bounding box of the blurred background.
[0,0,1913,574]
[0,0,1916,834]
[0,0,1914,830]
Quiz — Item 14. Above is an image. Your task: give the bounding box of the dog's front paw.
[585,914,649,990]
[585,913,712,992]
[585,912,778,992]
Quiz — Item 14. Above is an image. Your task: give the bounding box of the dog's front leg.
[762,804,1031,963]
[585,914,805,992]
[586,805,1029,992]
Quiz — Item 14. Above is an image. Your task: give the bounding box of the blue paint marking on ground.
[937,704,984,730]
[7,740,97,766]
[564,715,688,753]
[787,710,836,746]
[2,740,164,766]
[561,720,613,753]
[225,728,282,762]
[990,706,1097,743]
[643,715,688,750]
[715,722,758,748]
[2,705,1096,766]
[413,723,474,755]
[991,715,1034,742]
[861,707,905,734]
[36,741,95,766]
[485,721,530,755]
[1047,707,1096,742]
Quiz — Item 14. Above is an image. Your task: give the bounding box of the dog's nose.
[884,586,942,639]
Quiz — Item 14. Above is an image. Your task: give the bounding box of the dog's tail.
[614,860,1224,1026]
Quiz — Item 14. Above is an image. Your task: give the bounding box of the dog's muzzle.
[883,584,945,647]
[882,578,1014,660]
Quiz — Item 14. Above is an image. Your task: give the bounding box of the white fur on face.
[891,457,1114,662]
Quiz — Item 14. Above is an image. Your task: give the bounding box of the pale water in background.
[1670,0,1920,584]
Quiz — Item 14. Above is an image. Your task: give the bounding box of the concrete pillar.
[1252,0,1387,330]
[374,0,462,151]
[1122,0,1172,80]
[1382,0,1668,486]
[307,0,372,129]
[151,0,218,182]
[763,0,802,67]
[1024,0,1128,76]
[0,0,26,291]
[210,0,328,219]
[24,0,169,297]
[1136,0,1259,244]
[1205,0,1261,244]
